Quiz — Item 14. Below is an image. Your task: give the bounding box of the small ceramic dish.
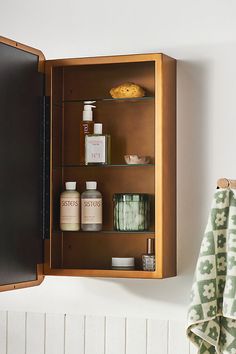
[124,155,150,165]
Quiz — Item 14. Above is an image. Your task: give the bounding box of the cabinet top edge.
[45,53,176,67]
[0,35,45,72]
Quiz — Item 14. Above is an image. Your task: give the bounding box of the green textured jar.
[113,193,150,231]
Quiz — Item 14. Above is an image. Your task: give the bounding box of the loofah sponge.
[110,82,145,98]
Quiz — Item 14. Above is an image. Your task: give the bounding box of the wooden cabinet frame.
[0,36,176,291]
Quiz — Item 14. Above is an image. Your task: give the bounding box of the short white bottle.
[60,182,80,231]
[85,123,111,165]
[81,181,102,231]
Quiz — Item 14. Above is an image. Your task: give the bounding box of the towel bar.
[217,178,236,189]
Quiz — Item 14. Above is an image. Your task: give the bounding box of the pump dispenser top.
[79,101,96,163]
[83,101,96,121]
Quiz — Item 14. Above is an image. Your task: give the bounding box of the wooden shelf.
[44,267,160,279]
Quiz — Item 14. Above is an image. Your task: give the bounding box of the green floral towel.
[187,189,236,354]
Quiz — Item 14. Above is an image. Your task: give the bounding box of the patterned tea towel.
[187,188,236,354]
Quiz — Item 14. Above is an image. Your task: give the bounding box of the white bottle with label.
[81,181,102,231]
[60,182,80,231]
[85,123,111,165]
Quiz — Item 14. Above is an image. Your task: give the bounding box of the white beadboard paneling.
[26,312,45,354]
[0,311,7,354]
[65,314,85,354]
[7,311,26,354]
[1,311,192,354]
[106,316,126,354]
[147,319,168,354]
[168,320,189,354]
[45,313,65,354]
[85,315,105,354]
[126,318,147,354]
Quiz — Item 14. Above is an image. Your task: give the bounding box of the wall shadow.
[92,57,213,306]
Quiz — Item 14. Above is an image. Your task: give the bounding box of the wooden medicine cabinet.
[0,36,176,292]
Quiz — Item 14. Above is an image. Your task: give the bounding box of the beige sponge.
[110,82,145,98]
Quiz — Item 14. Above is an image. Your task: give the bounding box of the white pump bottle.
[79,101,96,164]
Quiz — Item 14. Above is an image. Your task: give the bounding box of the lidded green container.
[113,193,150,231]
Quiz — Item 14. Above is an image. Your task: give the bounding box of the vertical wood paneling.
[45,313,65,354]
[85,315,105,354]
[147,319,168,354]
[126,318,147,354]
[26,312,45,354]
[7,311,26,354]
[106,316,126,354]
[0,311,7,354]
[168,320,189,354]
[65,314,85,354]
[2,311,191,354]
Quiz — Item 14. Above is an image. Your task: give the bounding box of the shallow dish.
[124,155,150,165]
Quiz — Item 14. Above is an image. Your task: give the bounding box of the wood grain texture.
[0,264,44,293]
[161,55,177,278]
[217,178,236,189]
[0,36,45,72]
[46,53,176,280]
[45,53,163,68]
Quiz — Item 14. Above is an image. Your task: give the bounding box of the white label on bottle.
[81,198,102,224]
[86,136,106,163]
[60,197,80,224]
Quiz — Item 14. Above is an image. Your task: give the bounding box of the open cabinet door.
[0,36,46,291]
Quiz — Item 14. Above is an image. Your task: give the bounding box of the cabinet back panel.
[62,232,151,269]
[64,166,155,231]
[63,100,155,165]
[63,61,155,100]
[52,168,62,232]
[48,57,179,276]
[50,60,156,272]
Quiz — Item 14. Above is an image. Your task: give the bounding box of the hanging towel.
[187,188,236,354]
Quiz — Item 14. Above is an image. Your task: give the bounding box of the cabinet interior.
[50,60,156,272]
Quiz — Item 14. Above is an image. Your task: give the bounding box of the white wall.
[0,0,235,322]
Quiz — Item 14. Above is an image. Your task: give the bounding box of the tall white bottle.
[79,101,96,164]
[81,181,102,231]
[60,182,80,231]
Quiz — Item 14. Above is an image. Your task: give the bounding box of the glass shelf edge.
[59,230,155,234]
[62,96,155,103]
[53,164,155,169]
[52,96,155,106]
